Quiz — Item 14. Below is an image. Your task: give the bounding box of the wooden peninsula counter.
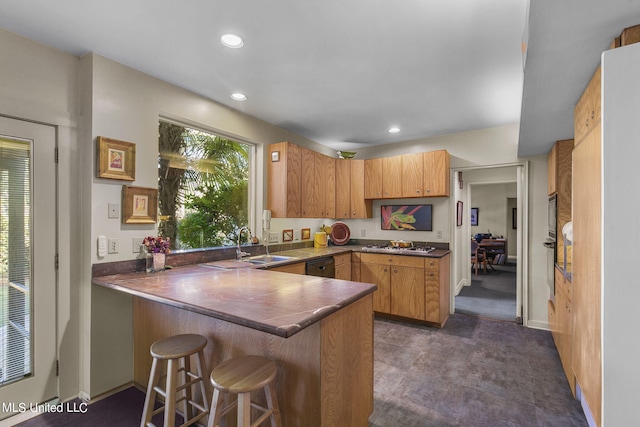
[93,264,376,426]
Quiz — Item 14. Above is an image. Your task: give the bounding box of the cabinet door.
[361,262,390,313]
[401,153,424,198]
[300,147,317,217]
[390,265,425,320]
[335,263,351,281]
[382,156,402,198]
[267,142,301,217]
[423,150,450,197]
[335,159,351,218]
[269,262,306,275]
[548,143,558,195]
[323,154,336,218]
[364,158,383,199]
[350,159,372,218]
[574,67,601,145]
[572,122,602,422]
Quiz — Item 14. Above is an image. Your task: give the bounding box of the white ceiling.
[1,1,640,156]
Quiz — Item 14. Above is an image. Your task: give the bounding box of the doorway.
[0,116,57,420]
[451,164,527,324]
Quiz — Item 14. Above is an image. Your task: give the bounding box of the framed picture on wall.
[456,201,463,226]
[97,136,136,181]
[470,207,479,226]
[122,186,158,224]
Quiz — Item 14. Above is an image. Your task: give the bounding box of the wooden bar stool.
[207,355,282,427]
[141,334,210,427]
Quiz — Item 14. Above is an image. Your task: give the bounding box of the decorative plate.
[330,222,351,245]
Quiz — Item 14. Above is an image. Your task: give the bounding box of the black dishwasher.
[305,257,335,278]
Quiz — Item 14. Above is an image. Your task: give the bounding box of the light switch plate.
[108,203,119,219]
[133,237,144,253]
[269,232,279,243]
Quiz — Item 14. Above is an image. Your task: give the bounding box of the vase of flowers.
[143,236,170,272]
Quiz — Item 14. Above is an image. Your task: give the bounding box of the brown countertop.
[92,263,376,338]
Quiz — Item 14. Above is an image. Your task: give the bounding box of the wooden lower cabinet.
[268,261,306,275]
[334,253,351,281]
[360,252,450,327]
[351,252,361,282]
[390,265,425,320]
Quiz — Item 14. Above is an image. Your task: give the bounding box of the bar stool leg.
[141,358,160,427]
[183,355,193,421]
[238,392,251,427]
[164,358,178,427]
[264,383,282,427]
[207,389,224,427]
[195,349,210,416]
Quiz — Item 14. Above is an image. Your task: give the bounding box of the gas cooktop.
[361,244,436,255]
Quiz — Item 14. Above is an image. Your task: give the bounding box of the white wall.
[601,42,640,426]
[470,182,517,239]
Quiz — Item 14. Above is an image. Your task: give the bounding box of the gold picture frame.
[122,186,158,224]
[97,136,136,181]
[301,228,311,240]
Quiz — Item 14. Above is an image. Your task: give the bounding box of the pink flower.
[143,236,171,254]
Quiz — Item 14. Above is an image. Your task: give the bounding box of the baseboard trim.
[526,319,549,331]
[455,278,469,296]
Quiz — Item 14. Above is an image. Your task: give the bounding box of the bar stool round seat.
[207,355,282,427]
[141,334,210,427]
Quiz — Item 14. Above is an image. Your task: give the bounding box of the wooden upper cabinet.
[301,149,335,218]
[335,159,351,218]
[267,142,301,218]
[323,154,336,218]
[364,158,383,199]
[382,156,402,198]
[574,66,601,145]
[423,150,450,197]
[300,146,317,218]
[401,153,424,198]
[349,159,372,218]
[337,159,372,219]
[548,143,558,195]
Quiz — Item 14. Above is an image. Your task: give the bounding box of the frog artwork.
[381,205,433,231]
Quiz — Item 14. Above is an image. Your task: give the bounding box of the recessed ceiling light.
[231,93,247,101]
[388,127,400,133]
[221,34,244,48]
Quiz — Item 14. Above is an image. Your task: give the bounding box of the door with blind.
[0,116,57,420]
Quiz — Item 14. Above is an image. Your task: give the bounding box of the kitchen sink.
[243,255,295,264]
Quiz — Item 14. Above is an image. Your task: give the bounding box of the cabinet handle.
[591,110,595,119]
[383,268,388,272]
[425,188,431,193]
[416,189,420,194]
[352,211,356,216]
[429,273,435,277]
[393,269,398,273]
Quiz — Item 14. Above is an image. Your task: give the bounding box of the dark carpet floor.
[14,316,586,427]
[455,263,517,321]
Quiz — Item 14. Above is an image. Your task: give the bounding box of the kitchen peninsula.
[93,263,376,426]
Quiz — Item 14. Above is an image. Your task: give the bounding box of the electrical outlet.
[436,230,442,239]
[108,203,119,219]
[133,237,144,253]
[108,238,119,254]
[293,230,301,241]
[269,232,279,243]
[360,229,366,237]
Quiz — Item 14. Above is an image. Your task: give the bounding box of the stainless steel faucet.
[236,227,251,260]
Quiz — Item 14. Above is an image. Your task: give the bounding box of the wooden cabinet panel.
[351,252,361,282]
[349,159,372,218]
[364,158,383,199]
[323,154,336,218]
[335,159,371,219]
[401,153,424,198]
[382,156,402,198]
[548,143,558,195]
[269,262,306,275]
[572,121,602,424]
[553,139,574,265]
[425,255,449,326]
[423,150,450,197]
[390,265,425,320]
[301,146,317,218]
[574,67,601,145]
[335,159,351,218]
[267,142,301,218]
[334,253,351,281]
[301,150,335,218]
[360,262,390,313]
